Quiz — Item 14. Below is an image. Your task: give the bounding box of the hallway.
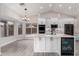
[1,39,33,56]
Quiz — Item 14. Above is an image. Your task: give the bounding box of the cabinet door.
[50,37,58,52]
[45,37,59,52]
[34,37,40,52]
[39,37,45,52]
[45,37,51,52]
[38,18,46,24]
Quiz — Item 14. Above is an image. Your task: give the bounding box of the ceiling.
[2,3,79,18]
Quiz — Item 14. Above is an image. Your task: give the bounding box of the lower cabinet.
[45,37,51,52]
[34,37,45,52]
[34,36,60,54]
[39,37,45,52]
[45,37,60,54]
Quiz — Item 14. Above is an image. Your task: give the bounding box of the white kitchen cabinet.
[34,36,60,53]
[39,37,45,52]
[34,37,45,52]
[38,18,46,24]
[34,37,40,52]
[45,37,60,53]
[45,37,51,52]
[50,37,61,54]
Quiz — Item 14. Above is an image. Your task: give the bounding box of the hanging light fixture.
[23,8,30,22]
[19,3,30,23]
[24,8,27,21]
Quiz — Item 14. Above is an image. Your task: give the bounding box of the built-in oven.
[38,25,45,34]
[61,37,74,56]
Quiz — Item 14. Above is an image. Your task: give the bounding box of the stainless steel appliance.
[39,25,45,34]
[61,37,74,56]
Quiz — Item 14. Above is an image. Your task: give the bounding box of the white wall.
[0,3,26,48]
[0,4,21,20]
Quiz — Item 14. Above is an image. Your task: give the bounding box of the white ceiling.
[2,3,79,18]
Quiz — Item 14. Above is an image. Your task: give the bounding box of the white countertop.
[25,34,74,38]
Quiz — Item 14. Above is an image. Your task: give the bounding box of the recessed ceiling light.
[49,4,52,7]
[68,6,72,10]
[40,7,43,9]
[58,4,63,7]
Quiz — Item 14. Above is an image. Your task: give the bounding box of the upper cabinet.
[38,18,46,24]
[38,17,76,35]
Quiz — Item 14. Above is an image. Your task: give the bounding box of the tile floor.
[1,39,59,56]
[1,39,34,56]
[1,39,79,56]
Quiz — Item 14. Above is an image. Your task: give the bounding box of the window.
[18,24,22,35]
[0,21,14,37]
[0,21,7,37]
[31,23,37,34]
[26,28,31,34]
[8,24,14,36]
[8,21,14,36]
[26,23,37,34]
[0,21,5,37]
[32,28,37,34]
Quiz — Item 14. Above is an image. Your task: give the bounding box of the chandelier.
[23,8,30,23]
[19,3,30,23]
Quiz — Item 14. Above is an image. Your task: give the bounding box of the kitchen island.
[33,34,75,56]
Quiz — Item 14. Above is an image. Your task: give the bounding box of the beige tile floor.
[1,39,34,56]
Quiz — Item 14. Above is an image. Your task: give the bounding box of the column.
[14,22,18,36]
[6,23,9,36]
[22,23,26,39]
